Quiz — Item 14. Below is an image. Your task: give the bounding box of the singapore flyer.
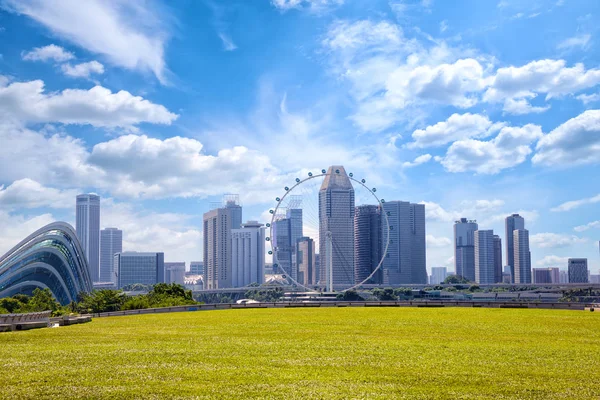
[266,165,391,292]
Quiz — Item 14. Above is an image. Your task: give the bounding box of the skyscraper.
[76,194,101,282]
[231,221,265,287]
[532,268,553,284]
[382,201,427,284]
[475,230,495,284]
[273,216,292,278]
[165,262,186,285]
[189,261,204,275]
[493,235,502,283]
[100,228,122,283]
[354,205,382,284]
[513,229,531,284]
[224,195,242,230]
[296,237,316,286]
[203,204,240,289]
[505,214,525,283]
[430,267,447,285]
[319,166,355,287]
[114,252,164,289]
[568,258,588,283]
[454,218,478,282]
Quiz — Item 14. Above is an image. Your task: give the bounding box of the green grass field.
[1,307,600,399]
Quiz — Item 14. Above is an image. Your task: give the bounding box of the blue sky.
[0,0,599,275]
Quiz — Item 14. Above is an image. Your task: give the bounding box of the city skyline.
[1,1,599,276]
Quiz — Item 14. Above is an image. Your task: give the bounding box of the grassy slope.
[1,308,599,399]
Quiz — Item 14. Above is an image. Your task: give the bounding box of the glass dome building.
[0,222,93,305]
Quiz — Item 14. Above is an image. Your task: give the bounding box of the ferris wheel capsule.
[275,197,280,202]
[349,172,353,177]
[295,178,300,182]
[321,169,326,173]
[269,210,274,214]
[308,172,313,177]
[361,179,366,183]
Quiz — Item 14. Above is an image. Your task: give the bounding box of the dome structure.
[0,222,93,305]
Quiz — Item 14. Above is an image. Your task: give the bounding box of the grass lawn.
[1,307,600,399]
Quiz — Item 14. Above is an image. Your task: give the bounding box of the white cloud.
[502,97,550,115]
[483,59,600,107]
[271,0,344,12]
[3,0,170,82]
[21,44,74,62]
[440,20,448,33]
[218,33,237,51]
[408,113,502,148]
[426,234,452,248]
[557,34,591,51]
[438,124,543,174]
[551,193,600,212]
[420,199,506,223]
[576,93,600,104]
[530,233,587,248]
[574,220,600,232]
[536,255,569,268]
[533,109,600,167]
[0,211,55,257]
[61,61,105,78]
[0,78,177,128]
[402,154,432,168]
[0,179,77,210]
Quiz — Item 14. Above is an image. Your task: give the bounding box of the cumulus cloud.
[402,154,432,168]
[0,179,78,210]
[420,199,506,223]
[0,78,178,128]
[502,97,550,115]
[574,220,600,232]
[576,93,600,104]
[271,0,344,12]
[533,109,600,167]
[536,255,569,267]
[61,61,105,78]
[551,193,600,212]
[408,113,502,148]
[530,233,587,248]
[426,234,452,248]
[21,44,74,62]
[437,124,543,174]
[0,211,55,257]
[3,0,170,83]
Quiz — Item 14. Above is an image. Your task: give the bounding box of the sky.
[0,0,599,275]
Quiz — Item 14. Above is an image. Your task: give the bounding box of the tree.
[443,275,470,284]
[77,290,126,313]
[373,288,397,301]
[29,288,61,313]
[336,290,364,301]
[0,297,23,313]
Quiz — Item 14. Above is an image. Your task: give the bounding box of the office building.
[382,201,427,284]
[505,214,525,283]
[533,268,553,284]
[76,194,101,282]
[203,201,241,289]
[319,165,355,287]
[189,261,204,275]
[454,218,478,282]
[559,270,568,284]
[100,228,122,283]
[475,230,495,284]
[115,252,165,289]
[430,267,447,285]
[231,221,266,287]
[354,205,382,284]
[493,235,502,283]
[568,258,588,283]
[549,267,560,283]
[165,262,186,285]
[224,195,243,230]
[273,208,303,281]
[296,237,316,286]
[513,229,531,284]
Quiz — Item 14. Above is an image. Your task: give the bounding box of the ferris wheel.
[265,166,391,292]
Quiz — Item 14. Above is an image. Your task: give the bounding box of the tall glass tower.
[100,227,122,283]
[505,214,525,283]
[318,165,355,287]
[76,194,101,282]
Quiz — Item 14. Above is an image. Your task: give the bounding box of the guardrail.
[0,311,93,332]
[92,300,591,318]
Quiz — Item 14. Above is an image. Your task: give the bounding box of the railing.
[92,300,591,318]
[0,311,51,325]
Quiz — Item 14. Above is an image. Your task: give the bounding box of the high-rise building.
[100,228,122,283]
[532,268,553,284]
[296,237,316,286]
[272,208,303,281]
[165,262,186,285]
[231,221,265,287]
[224,195,243,230]
[76,194,101,282]
[559,270,568,284]
[493,235,502,283]
[203,203,241,289]
[454,218,478,282]
[115,252,164,288]
[505,214,525,283]
[430,267,447,285]
[319,166,355,287]
[354,205,382,284]
[549,267,560,283]
[475,230,495,284]
[568,258,588,283]
[382,201,427,284]
[513,229,531,284]
[189,261,204,275]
